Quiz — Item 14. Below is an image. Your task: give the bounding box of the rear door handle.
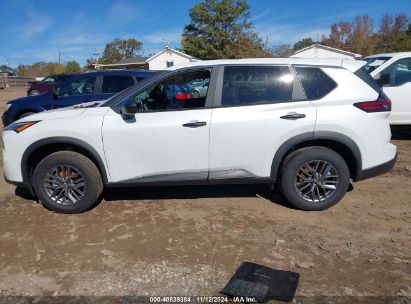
[182,120,207,128]
[280,112,306,120]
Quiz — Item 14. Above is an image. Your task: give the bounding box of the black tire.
[278,147,350,211]
[33,151,103,213]
[19,112,36,119]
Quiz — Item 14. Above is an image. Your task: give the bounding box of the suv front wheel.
[33,151,103,213]
[279,147,350,211]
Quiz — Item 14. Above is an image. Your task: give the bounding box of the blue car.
[2,70,154,126]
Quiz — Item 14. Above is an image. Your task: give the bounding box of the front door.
[102,68,214,183]
[375,57,411,124]
[48,75,97,109]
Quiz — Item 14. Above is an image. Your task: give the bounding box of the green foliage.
[181,0,270,59]
[64,61,81,74]
[99,38,143,64]
[292,38,315,51]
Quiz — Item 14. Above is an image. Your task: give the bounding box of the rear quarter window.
[295,67,337,100]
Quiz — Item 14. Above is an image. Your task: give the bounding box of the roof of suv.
[168,58,366,72]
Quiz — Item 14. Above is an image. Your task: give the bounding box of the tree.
[269,44,293,57]
[99,38,143,64]
[181,0,270,59]
[64,61,81,74]
[292,38,315,52]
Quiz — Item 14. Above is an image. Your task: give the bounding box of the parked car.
[363,52,411,125]
[27,74,73,96]
[2,70,155,126]
[191,79,209,98]
[3,58,396,213]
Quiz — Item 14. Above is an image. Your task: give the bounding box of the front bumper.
[356,154,397,181]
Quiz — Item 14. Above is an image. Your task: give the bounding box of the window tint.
[102,76,134,93]
[127,70,210,112]
[376,57,411,87]
[295,67,336,100]
[58,77,96,96]
[221,66,294,106]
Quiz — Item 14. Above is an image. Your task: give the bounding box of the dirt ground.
[0,88,410,303]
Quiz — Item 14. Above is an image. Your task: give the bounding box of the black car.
[3,70,155,126]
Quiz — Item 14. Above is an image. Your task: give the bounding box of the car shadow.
[103,184,294,208]
[15,182,355,211]
[391,126,411,140]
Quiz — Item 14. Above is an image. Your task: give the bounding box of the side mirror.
[121,103,138,119]
[51,88,59,99]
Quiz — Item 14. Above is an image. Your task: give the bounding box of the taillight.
[354,94,391,113]
[175,92,193,100]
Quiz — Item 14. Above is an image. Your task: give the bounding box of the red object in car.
[175,92,193,100]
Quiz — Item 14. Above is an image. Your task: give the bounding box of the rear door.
[209,65,316,181]
[374,57,411,124]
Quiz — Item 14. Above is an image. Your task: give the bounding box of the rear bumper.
[356,154,397,181]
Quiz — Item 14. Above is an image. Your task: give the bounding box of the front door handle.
[280,112,306,120]
[182,120,207,128]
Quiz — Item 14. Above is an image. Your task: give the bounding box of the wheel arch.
[271,131,362,181]
[21,137,109,188]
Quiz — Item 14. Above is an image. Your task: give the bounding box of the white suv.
[2,59,397,213]
[363,52,411,125]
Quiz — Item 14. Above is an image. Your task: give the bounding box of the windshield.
[363,56,392,73]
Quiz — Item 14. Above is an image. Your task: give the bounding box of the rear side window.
[102,76,135,93]
[295,67,336,100]
[222,66,294,106]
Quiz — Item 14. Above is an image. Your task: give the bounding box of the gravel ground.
[0,88,410,303]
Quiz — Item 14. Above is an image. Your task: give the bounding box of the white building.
[290,44,361,59]
[95,46,199,70]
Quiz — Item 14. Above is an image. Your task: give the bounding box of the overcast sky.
[0,0,409,67]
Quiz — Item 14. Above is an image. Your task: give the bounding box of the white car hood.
[16,101,106,122]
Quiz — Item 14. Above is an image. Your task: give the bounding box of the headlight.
[3,121,40,133]
[5,104,11,112]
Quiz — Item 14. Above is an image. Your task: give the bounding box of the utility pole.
[58,50,61,64]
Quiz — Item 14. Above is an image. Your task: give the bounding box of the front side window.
[42,76,56,83]
[363,56,392,73]
[375,57,411,87]
[58,76,96,97]
[221,66,294,107]
[127,70,210,112]
[295,67,337,100]
[102,76,135,93]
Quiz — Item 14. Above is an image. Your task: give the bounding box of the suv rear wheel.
[279,147,350,211]
[33,151,103,213]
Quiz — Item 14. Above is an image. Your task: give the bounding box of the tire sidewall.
[33,152,102,213]
[280,148,350,211]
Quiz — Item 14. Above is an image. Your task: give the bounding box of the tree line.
[3,0,410,77]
